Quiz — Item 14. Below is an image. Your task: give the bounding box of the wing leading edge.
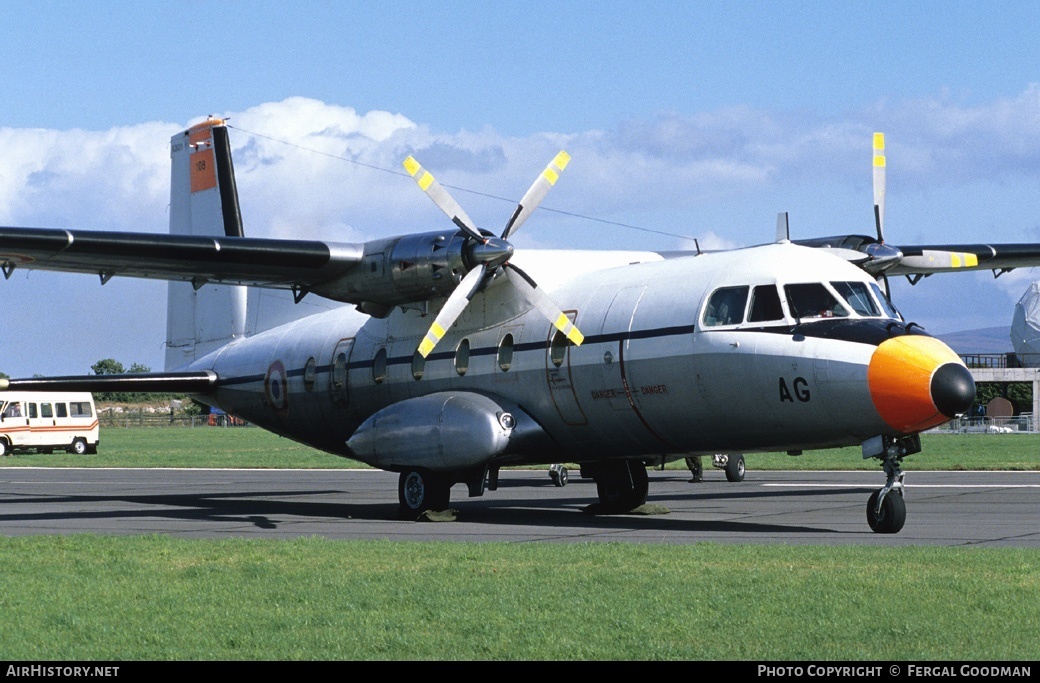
[795,235,1040,281]
[0,226,364,296]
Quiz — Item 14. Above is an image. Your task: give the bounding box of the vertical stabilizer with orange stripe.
[164,119,247,371]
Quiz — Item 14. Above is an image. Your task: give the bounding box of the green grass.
[2,427,1038,661]
[0,535,1037,660]
[2,427,1038,471]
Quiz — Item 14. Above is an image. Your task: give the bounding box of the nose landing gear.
[862,434,919,534]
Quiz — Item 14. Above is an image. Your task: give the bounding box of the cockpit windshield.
[701,278,900,329]
[702,286,748,327]
[784,283,848,320]
[869,281,903,320]
[831,281,881,317]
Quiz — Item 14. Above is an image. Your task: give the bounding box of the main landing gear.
[548,464,569,487]
[398,468,452,519]
[712,453,745,482]
[583,460,649,513]
[863,435,919,534]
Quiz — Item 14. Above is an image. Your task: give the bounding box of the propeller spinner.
[404,151,584,358]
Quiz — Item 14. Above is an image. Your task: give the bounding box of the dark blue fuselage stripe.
[214,319,914,387]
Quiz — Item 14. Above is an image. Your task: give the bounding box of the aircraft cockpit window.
[831,281,881,317]
[702,286,749,327]
[869,282,903,320]
[748,285,785,323]
[784,283,848,320]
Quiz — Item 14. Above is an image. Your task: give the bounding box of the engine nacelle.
[316,230,473,312]
[346,391,552,470]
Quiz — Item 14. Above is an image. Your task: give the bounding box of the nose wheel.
[867,487,906,533]
[864,435,916,534]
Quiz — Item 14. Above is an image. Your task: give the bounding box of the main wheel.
[555,466,569,487]
[70,438,88,455]
[595,460,649,512]
[867,488,906,534]
[398,469,450,518]
[725,454,745,482]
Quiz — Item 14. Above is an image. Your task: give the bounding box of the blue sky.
[2,1,1040,376]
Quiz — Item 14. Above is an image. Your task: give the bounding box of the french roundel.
[265,360,289,415]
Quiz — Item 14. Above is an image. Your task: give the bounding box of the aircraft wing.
[0,371,218,394]
[0,226,364,295]
[795,235,1040,279]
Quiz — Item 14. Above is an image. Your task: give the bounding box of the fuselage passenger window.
[748,285,785,323]
[784,283,848,320]
[702,286,749,327]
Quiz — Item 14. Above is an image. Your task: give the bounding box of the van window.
[41,403,53,419]
[2,402,22,418]
[703,286,749,327]
[69,402,92,417]
[28,404,38,419]
[56,403,68,418]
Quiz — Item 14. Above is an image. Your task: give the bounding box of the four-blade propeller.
[404,151,584,358]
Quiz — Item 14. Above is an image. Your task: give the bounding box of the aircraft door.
[329,338,355,408]
[599,286,647,412]
[546,311,588,426]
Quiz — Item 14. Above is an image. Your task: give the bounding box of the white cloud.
[3,89,1040,376]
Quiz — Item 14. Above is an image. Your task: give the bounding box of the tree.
[91,359,126,376]
[91,359,154,403]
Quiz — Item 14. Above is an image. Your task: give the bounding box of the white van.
[0,392,99,456]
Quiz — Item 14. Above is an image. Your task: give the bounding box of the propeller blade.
[501,151,570,240]
[403,156,485,243]
[504,263,584,346]
[416,265,487,358]
[872,132,886,242]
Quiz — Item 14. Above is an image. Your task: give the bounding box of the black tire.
[725,454,745,482]
[398,469,450,517]
[557,466,569,487]
[867,489,906,534]
[70,438,88,455]
[595,460,649,511]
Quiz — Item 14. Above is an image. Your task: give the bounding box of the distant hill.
[937,327,1012,355]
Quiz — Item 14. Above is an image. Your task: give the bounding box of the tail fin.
[164,119,247,370]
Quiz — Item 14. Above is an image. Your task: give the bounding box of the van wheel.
[0,439,7,457]
[70,438,88,455]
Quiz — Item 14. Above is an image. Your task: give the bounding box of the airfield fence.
[960,353,1040,368]
[928,415,1035,434]
[98,409,249,429]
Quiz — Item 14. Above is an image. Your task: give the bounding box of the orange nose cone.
[868,335,975,433]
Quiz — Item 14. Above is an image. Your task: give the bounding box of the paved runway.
[1,467,1038,546]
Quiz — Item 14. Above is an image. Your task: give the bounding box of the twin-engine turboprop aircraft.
[0,122,1030,533]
